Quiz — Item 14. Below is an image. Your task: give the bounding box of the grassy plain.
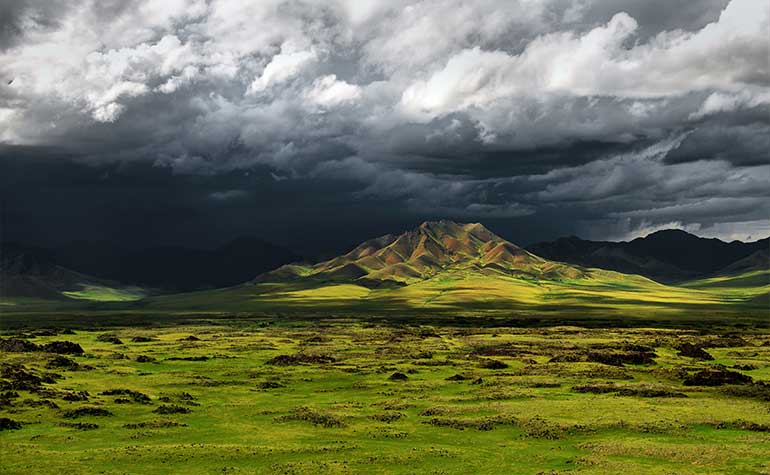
[1,314,769,474]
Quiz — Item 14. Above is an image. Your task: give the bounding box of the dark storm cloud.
[0,0,70,51]
[0,0,768,249]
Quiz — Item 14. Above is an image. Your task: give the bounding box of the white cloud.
[247,47,317,94]
[304,75,362,108]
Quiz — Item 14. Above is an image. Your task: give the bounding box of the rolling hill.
[0,242,144,303]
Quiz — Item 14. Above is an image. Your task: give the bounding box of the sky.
[0,0,768,256]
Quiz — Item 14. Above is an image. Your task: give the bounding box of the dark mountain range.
[0,242,124,300]
[527,229,769,283]
[54,237,301,292]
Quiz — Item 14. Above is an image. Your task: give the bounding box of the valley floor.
[1,316,769,474]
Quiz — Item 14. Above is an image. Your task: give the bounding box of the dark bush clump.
[275,406,346,428]
[62,407,113,418]
[46,356,79,370]
[479,359,509,369]
[166,356,210,361]
[683,369,753,386]
[61,391,90,401]
[130,336,155,343]
[676,343,714,360]
[41,341,84,355]
[59,422,98,430]
[135,355,156,363]
[0,364,45,390]
[445,374,469,381]
[96,334,123,345]
[100,389,151,404]
[0,338,40,352]
[370,412,405,423]
[0,417,22,430]
[388,372,408,381]
[153,404,191,414]
[265,354,336,365]
[124,420,187,429]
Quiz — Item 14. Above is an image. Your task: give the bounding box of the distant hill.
[55,237,301,292]
[0,242,143,302]
[257,220,586,286]
[527,230,769,283]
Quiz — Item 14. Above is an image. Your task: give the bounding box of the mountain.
[258,220,586,286]
[527,230,769,283]
[148,221,768,314]
[0,242,143,302]
[55,237,301,292]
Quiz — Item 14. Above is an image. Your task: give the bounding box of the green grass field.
[1,318,769,474]
[1,261,768,474]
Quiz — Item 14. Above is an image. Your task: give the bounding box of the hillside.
[0,242,144,302]
[258,221,586,286]
[54,237,301,292]
[528,230,769,283]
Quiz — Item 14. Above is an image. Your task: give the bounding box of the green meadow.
[1,313,769,474]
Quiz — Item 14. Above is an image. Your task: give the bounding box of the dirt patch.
[265,354,336,365]
[257,381,285,389]
[683,369,753,386]
[136,355,156,363]
[62,407,113,418]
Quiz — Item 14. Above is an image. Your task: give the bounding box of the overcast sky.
[0,0,768,254]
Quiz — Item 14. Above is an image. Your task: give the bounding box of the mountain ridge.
[527,230,769,283]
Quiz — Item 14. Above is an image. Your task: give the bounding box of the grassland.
[140,266,768,321]
[1,316,769,474]
[61,284,146,302]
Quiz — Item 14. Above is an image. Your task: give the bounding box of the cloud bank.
[0,0,767,245]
